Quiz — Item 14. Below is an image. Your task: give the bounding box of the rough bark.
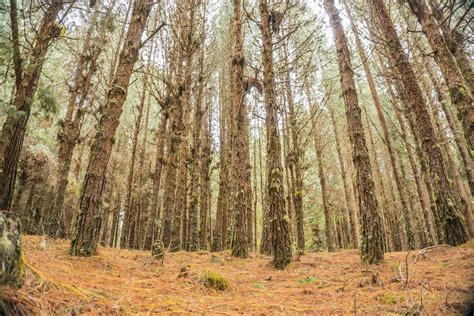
[69,0,152,256]
[121,72,148,249]
[0,1,64,211]
[313,126,336,252]
[260,0,292,270]
[344,0,416,250]
[406,0,474,153]
[371,0,468,246]
[282,40,305,252]
[143,112,168,250]
[425,63,474,196]
[230,0,249,258]
[50,9,107,238]
[325,0,385,264]
[0,212,24,288]
[199,114,211,250]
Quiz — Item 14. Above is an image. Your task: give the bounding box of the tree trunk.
[259,0,292,270]
[371,0,468,246]
[230,0,249,258]
[143,113,168,250]
[406,0,474,153]
[344,0,416,250]
[51,10,107,239]
[199,114,211,250]
[329,103,360,248]
[282,40,305,252]
[313,127,336,252]
[0,212,24,288]
[0,1,63,211]
[325,0,385,264]
[425,63,474,196]
[69,0,152,256]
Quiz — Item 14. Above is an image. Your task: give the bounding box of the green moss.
[201,271,229,291]
[379,292,399,305]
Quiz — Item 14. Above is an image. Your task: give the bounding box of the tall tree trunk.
[69,0,153,256]
[143,112,168,250]
[406,0,474,152]
[375,53,438,245]
[51,10,107,238]
[343,0,416,250]
[0,1,64,211]
[199,112,211,250]
[121,77,148,248]
[420,72,474,237]
[313,124,336,252]
[230,0,249,258]
[212,71,230,252]
[282,40,305,252]
[188,33,206,252]
[425,63,474,196]
[371,0,468,246]
[259,0,292,270]
[325,0,384,264]
[328,103,360,248]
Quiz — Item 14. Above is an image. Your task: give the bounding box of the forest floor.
[2,236,473,314]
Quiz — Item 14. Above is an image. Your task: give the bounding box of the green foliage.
[0,102,26,119]
[33,84,59,118]
[254,282,266,289]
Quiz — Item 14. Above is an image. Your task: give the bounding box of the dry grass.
[2,236,473,314]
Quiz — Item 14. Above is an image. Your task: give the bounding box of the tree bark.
[0,1,64,211]
[259,0,292,269]
[406,0,474,153]
[69,0,153,256]
[230,0,249,258]
[325,0,384,264]
[371,0,468,246]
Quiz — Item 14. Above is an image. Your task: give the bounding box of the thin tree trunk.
[144,113,168,249]
[328,104,359,248]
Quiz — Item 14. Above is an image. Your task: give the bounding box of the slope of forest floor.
[2,236,473,314]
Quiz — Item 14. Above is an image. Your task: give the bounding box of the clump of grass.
[299,276,318,294]
[201,271,229,291]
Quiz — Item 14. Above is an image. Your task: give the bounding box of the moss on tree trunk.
[0,212,25,288]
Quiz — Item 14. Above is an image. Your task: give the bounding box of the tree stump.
[0,212,25,288]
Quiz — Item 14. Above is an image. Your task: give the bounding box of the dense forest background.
[0,1,473,311]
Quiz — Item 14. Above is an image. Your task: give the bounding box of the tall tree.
[405,0,474,153]
[230,0,249,258]
[370,0,469,246]
[69,0,154,256]
[259,0,292,269]
[324,0,385,264]
[343,0,416,250]
[49,8,110,238]
[0,1,65,211]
